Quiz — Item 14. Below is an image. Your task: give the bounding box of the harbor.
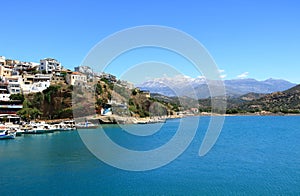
[0,114,169,140]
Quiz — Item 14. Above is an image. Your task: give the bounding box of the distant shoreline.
[198,113,300,117]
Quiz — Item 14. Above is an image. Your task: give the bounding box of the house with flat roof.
[5,76,22,94]
[39,58,61,73]
[21,74,51,94]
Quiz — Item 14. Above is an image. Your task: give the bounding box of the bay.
[0,116,299,195]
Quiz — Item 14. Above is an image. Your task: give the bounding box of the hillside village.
[0,55,184,122]
[0,56,116,115]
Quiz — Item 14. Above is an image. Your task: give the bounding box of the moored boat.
[134,117,167,124]
[0,130,16,139]
[54,120,76,131]
[76,121,99,129]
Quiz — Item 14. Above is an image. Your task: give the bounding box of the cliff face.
[25,85,73,119]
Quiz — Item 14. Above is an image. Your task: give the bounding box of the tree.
[132,89,138,96]
[95,83,102,95]
[43,85,61,103]
[9,93,25,103]
[17,108,42,121]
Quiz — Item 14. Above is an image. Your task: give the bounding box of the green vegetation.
[100,78,113,90]
[94,83,103,95]
[17,99,42,121]
[18,85,72,120]
[9,93,25,103]
[43,85,61,103]
[17,108,42,121]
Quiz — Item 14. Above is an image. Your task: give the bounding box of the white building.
[0,81,10,101]
[5,76,22,94]
[20,80,50,94]
[29,81,50,93]
[21,74,51,94]
[39,58,61,73]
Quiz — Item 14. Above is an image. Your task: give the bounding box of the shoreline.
[78,112,300,124]
[31,112,300,125]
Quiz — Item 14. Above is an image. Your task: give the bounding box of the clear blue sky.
[1,0,300,83]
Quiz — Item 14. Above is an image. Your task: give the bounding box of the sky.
[1,0,300,83]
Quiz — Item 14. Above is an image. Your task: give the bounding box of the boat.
[0,123,22,136]
[136,120,148,124]
[0,130,16,139]
[134,117,166,124]
[54,120,76,131]
[148,118,166,124]
[22,122,55,134]
[76,121,98,129]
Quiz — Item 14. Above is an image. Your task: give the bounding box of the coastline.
[47,112,300,125]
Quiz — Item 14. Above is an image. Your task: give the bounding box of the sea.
[1,116,299,195]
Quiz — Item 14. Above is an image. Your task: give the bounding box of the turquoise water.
[1,116,299,195]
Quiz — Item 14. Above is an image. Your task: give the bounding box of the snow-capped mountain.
[137,75,207,98]
[137,76,297,98]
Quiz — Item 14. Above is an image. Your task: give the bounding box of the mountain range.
[144,83,300,114]
[137,76,297,98]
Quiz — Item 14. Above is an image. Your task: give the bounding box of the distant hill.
[226,84,300,114]
[138,77,296,98]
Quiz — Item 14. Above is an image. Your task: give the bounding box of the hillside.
[238,84,300,113]
[218,84,300,114]
[16,78,177,121]
[17,85,73,120]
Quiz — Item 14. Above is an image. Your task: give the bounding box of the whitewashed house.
[39,58,61,73]
[21,74,51,94]
[5,76,22,94]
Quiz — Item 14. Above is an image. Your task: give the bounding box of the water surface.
[1,116,299,195]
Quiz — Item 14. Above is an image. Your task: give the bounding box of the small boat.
[134,117,166,124]
[0,130,16,139]
[8,127,23,136]
[76,121,98,129]
[54,120,77,131]
[136,120,148,124]
[148,118,166,124]
[0,123,22,136]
